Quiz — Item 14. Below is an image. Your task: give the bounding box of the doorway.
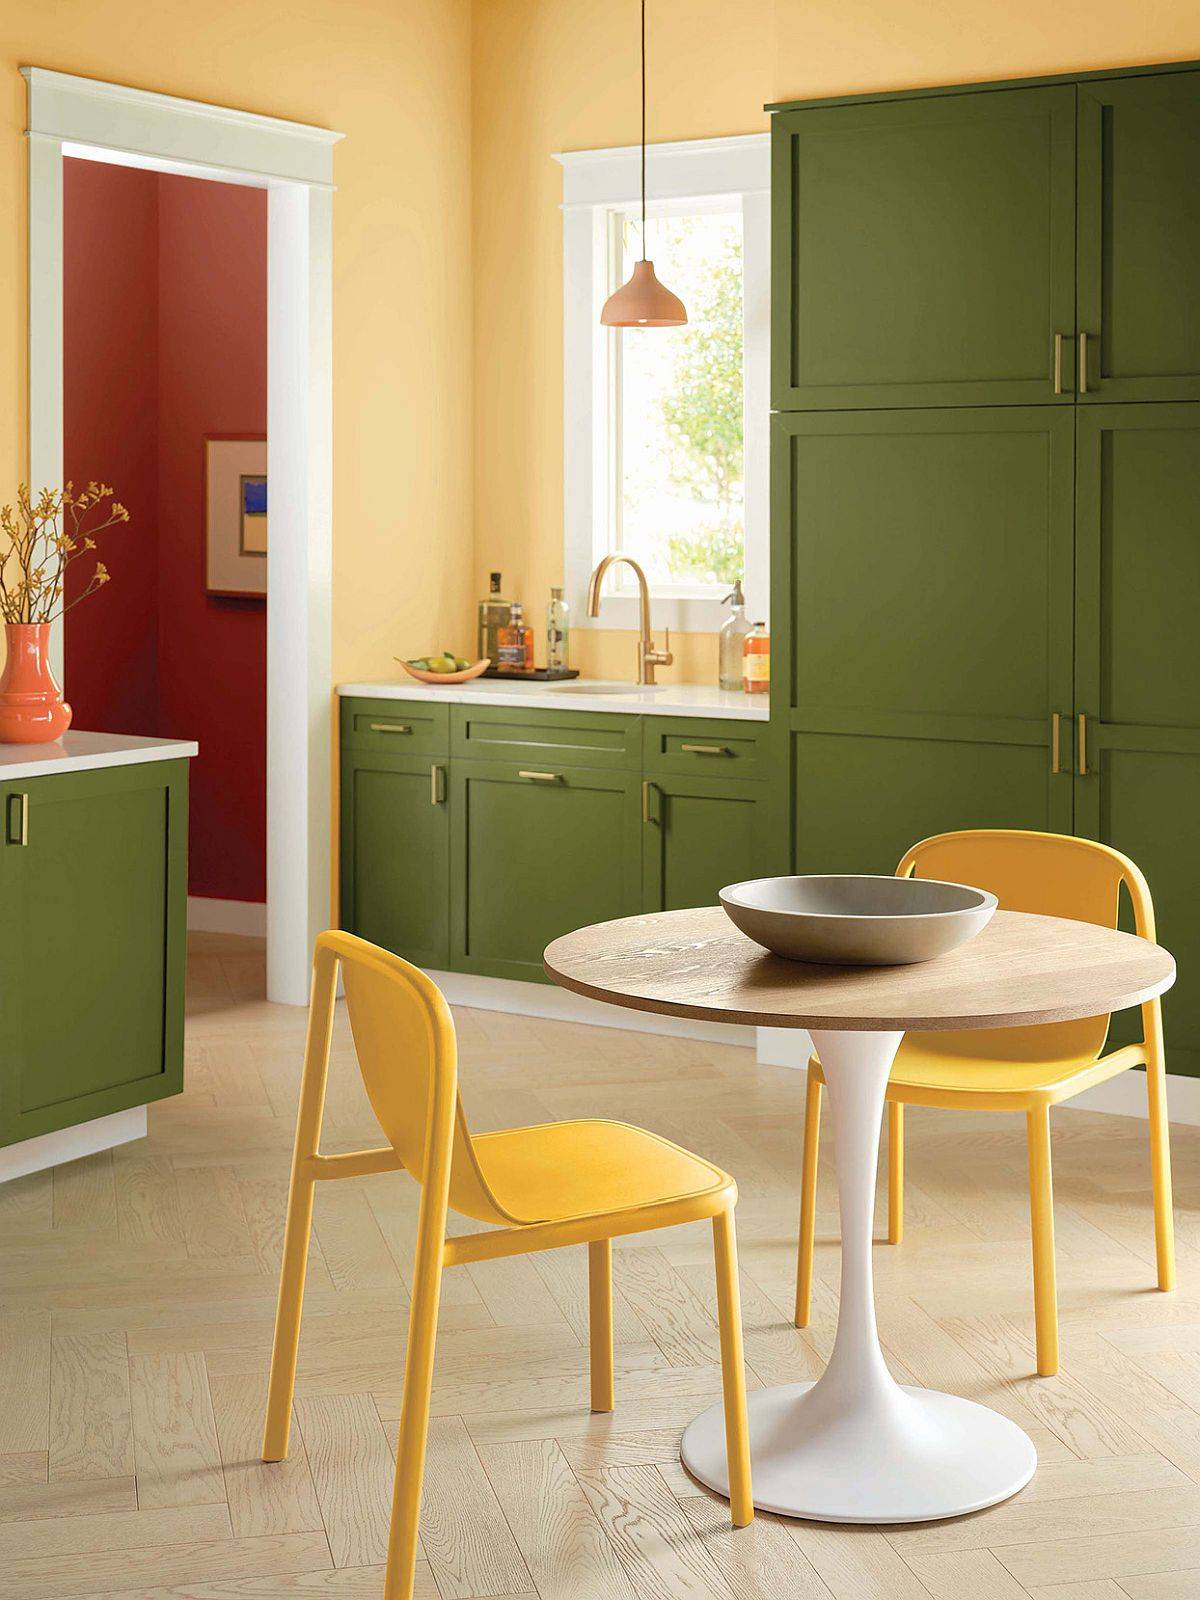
[24,67,340,1004]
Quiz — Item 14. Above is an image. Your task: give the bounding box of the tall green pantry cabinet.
[769,60,1200,1074]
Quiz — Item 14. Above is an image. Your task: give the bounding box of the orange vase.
[0,623,72,743]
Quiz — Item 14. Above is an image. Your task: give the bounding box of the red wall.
[64,161,267,904]
[63,163,160,734]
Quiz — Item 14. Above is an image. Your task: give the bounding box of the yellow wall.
[0,0,474,687]
[470,0,1200,679]
[4,3,1200,693]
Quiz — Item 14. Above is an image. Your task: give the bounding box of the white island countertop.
[0,731,199,782]
[338,677,770,721]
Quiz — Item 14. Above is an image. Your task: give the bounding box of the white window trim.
[555,133,770,636]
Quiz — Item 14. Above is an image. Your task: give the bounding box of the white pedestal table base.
[681,1027,1037,1522]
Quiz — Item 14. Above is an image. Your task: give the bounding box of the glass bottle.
[496,601,534,671]
[743,621,770,694]
[477,571,510,661]
[718,579,752,691]
[546,587,570,674]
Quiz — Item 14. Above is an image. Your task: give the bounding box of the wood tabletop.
[543,906,1176,1032]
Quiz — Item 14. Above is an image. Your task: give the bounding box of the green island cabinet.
[770,59,1200,1072]
[0,753,189,1152]
[339,697,782,983]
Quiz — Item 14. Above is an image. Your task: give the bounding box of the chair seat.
[472,1118,733,1226]
[811,1031,1143,1107]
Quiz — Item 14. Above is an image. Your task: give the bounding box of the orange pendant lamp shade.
[601,259,686,327]
[599,0,687,330]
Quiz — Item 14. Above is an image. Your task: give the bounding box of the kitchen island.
[0,732,196,1181]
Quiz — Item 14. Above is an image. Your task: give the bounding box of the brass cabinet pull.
[430,764,446,805]
[1053,332,1064,395]
[370,722,412,734]
[6,792,28,846]
[1078,331,1089,395]
[680,743,732,756]
[518,770,560,783]
[1077,712,1088,776]
[1050,712,1061,775]
[642,779,658,823]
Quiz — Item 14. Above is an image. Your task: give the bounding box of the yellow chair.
[794,829,1175,1377]
[263,931,753,1600]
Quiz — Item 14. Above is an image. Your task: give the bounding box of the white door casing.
[22,67,342,1004]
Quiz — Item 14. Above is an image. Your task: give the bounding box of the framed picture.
[205,435,267,597]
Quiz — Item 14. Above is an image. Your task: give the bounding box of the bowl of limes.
[398,653,491,684]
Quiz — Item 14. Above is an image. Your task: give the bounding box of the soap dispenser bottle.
[718,580,752,691]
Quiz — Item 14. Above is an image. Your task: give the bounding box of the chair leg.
[263,951,338,1463]
[588,1238,614,1413]
[712,1207,753,1527]
[1146,1054,1176,1292]
[384,1180,448,1600]
[1027,1105,1059,1377]
[887,1100,904,1245]
[262,1168,317,1460]
[794,1067,822,1328]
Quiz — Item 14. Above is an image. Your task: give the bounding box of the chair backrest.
[898,829,1156,1062]
[309,931,525,1225]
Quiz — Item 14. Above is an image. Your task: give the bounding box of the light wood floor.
[2,933,1199,1599]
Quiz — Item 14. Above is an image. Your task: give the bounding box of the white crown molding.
[554,131,769,208]
[21,66,343,188]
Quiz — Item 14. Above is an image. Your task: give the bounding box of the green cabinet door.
[450,759,642,982]
[775,407,1075,871]
[1077,71,1200,403]
[772,85,1076,410]
[641,774,776,912]
[1074,403,1200,1076]
[0,760,187,1148]
[340,750,450,969]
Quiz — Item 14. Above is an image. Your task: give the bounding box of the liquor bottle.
[743,622,770,694]
[496,601,535,671]
[546,587,570,674]
[477,571,509,661]
[718,580,751,691]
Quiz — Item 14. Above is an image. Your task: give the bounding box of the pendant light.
[600,0,687,328]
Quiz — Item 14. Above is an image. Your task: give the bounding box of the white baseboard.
[428,969,757,1048]
[0,1105,147,1184]
[753,1026,1200,1127]
[188,896,267,937]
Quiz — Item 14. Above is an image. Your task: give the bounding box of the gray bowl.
[719,874,998,966]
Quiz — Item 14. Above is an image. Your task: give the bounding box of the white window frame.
[555,134,770,636]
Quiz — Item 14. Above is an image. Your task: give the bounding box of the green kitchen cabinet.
[771,85,1076,410]
[774,406,1076,868]
[641,774,776,913]
[340,748,450,970]
[1077,71,1200,403]
[0,760,187,1148]
[1073,403,1200,1074]
[449,758,643,982]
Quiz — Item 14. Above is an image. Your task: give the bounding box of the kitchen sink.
[549,682,667,694]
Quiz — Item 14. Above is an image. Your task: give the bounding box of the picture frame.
[204,434,267,598]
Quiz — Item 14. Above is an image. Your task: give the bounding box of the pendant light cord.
[640,0,647,259]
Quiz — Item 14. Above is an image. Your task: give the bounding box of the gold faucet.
[586,555,673,685]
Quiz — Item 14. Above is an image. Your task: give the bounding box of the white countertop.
[338,677,770,721]
[0,731,199,782]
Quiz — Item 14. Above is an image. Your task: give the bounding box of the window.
[558,136,769,634]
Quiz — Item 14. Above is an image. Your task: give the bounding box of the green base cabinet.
[0,759,188,1149]
[450,758,643,982]
[339,700,778,984]
[641,774,776,912]
[339,748,450,971]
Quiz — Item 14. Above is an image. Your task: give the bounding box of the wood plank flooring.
[1,929,1197,1598]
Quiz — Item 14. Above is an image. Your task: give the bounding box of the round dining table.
[543,904,1175,1524]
